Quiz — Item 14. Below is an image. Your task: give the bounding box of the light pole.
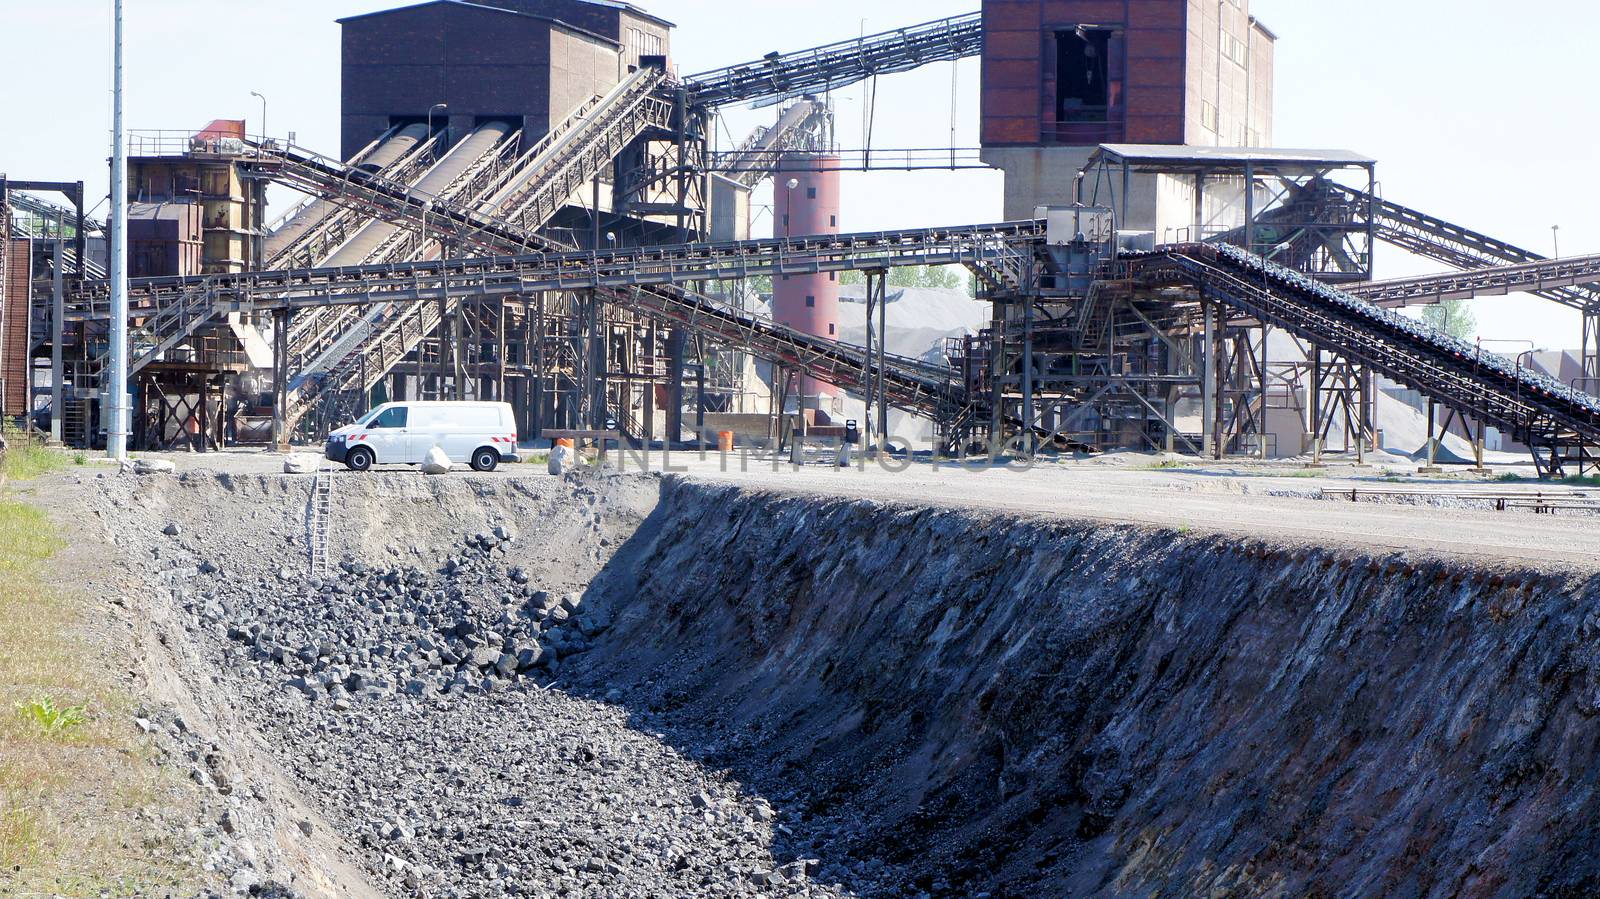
[1553,224,1561,259]
[107,0,129,461]
[250,91,267,147]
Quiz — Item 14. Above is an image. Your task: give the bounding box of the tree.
[886,265,966,291]
[1419,299,1477,341]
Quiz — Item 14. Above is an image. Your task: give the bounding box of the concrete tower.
[772,154,842,409]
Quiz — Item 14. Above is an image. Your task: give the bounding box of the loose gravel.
[94,469,853,898]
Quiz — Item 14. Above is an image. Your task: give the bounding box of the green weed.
[16,696,87,737]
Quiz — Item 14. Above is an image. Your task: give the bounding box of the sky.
[2,0,1595,350]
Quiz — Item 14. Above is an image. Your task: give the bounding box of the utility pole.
[107,0,129,461]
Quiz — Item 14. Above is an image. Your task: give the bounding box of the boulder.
[468,645,500,669]
[283,453,321,474]
[132,458,176,475]
[420,446,452,475]
[493,652,518,678]
[547,443,576,475]
[514,644,543,671]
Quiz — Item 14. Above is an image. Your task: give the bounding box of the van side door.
[406,406,446,464]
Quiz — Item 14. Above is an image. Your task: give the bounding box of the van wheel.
[345,446,375,472]
[470,447,499,472]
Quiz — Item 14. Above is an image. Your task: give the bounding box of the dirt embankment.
[576,477,1600,897]
[65,467,1600,897]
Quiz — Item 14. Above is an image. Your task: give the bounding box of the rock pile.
[173,522,843,898]
[189,526,611,704]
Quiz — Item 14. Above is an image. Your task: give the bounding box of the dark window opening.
[1056,26,1114,122]
[830,214,837,227]
[829,272,836,281]
[828,323,836,335]
[806,186,817,199]
[806,295,815,307]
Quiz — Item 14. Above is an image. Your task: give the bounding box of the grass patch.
[0,446,199,894]
[0,430,67,484]
[1496,472,1600,487]
[1142,459,1195,471]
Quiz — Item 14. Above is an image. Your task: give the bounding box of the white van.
[324,402,521,472]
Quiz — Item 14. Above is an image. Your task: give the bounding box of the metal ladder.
[309,462,335,576]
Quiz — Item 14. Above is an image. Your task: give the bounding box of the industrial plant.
[2,1,1599,897]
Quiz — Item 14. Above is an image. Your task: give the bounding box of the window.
[806,187,817,199]
[830,215,837,227]
[829,272,836,281]
[828,323,836,335]
[805,295,815,307]
[1221,32,1249,67]
[370,407,408,429]
[627,27,663,61]
[1201,100,1219,134]
[1055,26,1117,122]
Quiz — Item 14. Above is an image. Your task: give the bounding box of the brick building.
[981,0,1274,218]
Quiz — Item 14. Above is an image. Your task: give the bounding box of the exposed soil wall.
[574,477,1600,897]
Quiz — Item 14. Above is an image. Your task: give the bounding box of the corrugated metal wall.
[1,237,30,417]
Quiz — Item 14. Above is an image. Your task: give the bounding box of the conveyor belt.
[1326,182,1600,313]
[684,12,982,108]
[1348,253,1600,308]
[1128,244,1600,473]
[718,100,831,189]
[81,222,1017,425]
[76,222,1041,312]
[263,123,432,267]
[322,121,514,267]
[8,192,105,278]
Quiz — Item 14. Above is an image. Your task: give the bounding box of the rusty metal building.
[0,222,25,419]
[981,0,1275,218]
[338,0,672,159]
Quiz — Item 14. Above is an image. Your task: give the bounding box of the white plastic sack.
[547,444,576,476]
[420,446,452,475]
